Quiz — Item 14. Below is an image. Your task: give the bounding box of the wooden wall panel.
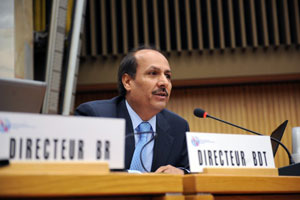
[167,82,300,168]
[75,81,300,168]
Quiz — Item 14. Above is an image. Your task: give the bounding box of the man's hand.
[154,165,184,175]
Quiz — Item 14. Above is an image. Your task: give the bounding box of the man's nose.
[158,74,169,87]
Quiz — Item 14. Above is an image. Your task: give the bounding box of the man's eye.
[166,74,171,79]
[149,71,157,75]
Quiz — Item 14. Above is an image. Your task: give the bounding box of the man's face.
[124,49,172,117]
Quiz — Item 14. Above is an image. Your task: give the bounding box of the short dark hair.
[117,45,161,96]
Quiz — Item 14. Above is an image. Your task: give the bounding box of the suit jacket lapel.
[116,99,135,169]
[151,112,174,171]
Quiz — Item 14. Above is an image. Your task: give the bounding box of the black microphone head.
[193,108,208,118]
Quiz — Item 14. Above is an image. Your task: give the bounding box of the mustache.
[152,88,169,97]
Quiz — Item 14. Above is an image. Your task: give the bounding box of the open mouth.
[156,92,167,97]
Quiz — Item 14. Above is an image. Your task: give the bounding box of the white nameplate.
[186,132,275,172]
[0,112,125,169]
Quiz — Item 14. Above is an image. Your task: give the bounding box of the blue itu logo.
[0,118,11,133]
[191,136,200,147]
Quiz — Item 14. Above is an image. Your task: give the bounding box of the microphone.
[193,108,295,165]
[140,132,157,172]
[125,131,156,139]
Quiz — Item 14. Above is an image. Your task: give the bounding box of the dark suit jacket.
[75,96,189,172]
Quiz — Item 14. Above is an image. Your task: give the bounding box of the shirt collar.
[125,100,156,132]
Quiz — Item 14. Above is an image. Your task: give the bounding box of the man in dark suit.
[75,47,189,174]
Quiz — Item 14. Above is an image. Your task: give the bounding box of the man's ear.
[122,73,132,92]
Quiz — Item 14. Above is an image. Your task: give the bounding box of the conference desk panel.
[2,169,300,200]
[183,174,300,200]
[0,173,184,200]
